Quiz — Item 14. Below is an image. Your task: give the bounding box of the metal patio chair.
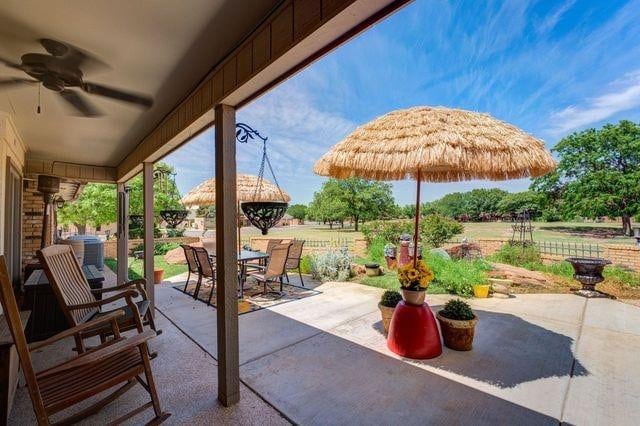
[180,244,201,293]
[0,255,170,425]
[285,239,305,287]
[248,242,292,298]
[192,246,216,304]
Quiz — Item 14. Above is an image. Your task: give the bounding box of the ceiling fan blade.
[59,89,102,117]
[0,77,37,88]
[0,56,22,69]
[83,82,153,108]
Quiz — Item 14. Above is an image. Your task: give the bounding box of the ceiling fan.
[0,38,153,117]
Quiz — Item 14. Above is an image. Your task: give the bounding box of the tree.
[308,178,396,230]
[430,192,469,219]
[127,162,183,219]
[307,187,348,229]
[496,191,546,217]
[57,183,117,234]
[287,204,308,223]
[465,188,508,220]
[531,120,640,235]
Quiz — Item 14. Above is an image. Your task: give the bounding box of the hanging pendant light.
[236,123,288,235]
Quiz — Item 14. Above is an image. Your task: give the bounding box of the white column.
[116,183,129,283]
[215,104,240,406]
[143,162,155,312]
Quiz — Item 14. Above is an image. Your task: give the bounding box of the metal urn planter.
[565,257,612,298]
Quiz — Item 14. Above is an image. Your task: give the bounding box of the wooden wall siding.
[116,0,358,181]
[26,159,116,183]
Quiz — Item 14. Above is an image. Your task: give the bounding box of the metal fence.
[536,241,603,258]
[243,237,353,250]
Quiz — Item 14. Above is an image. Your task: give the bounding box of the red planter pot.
[387,300,442,359]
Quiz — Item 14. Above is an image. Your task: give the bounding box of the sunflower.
[407,269,419,281]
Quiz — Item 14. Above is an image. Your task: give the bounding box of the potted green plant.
[378,290,402,333]
[365,263,381,277]
[436,299,478,351]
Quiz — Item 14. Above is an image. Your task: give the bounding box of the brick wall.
[22,176,55,269]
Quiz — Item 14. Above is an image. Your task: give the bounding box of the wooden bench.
[0,311,29,424]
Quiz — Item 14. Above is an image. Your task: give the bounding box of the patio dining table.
[209,250,269,299]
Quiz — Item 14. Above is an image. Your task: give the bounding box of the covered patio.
[0,0,411,419]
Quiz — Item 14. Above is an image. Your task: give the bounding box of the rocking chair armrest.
[90,278,147,295]
[36,329,157,379]
[68,290,139,310]
[29,310,125,351]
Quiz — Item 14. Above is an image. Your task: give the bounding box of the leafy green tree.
[127,162,183,219]
[307,186,348,229]
[57,183,117,234]
[287,204,308,222]
[465,188,508,220]
[429,192,469,219]
[531,120,640,235]
[497,191,546,217]
[309,178,396,230]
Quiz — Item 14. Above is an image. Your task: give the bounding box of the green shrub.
[310,249,352,282]
[426,254,489,297]
[440,298,474,320]
[379,290,402,308]
[299,255,312,274]
[361,220,415,244]
[421,214,464,248]
[367,237,386,264]
[129,227,143,239]
[490,243,541,266]
[166,228,185,237]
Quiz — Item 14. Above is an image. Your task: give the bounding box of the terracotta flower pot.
[378,303,395,333]
[401,289,425,306]
[436,311,478,351]
[153,268,165,284]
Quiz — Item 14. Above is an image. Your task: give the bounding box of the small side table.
[24,266,104,342]
[387,301,442,359]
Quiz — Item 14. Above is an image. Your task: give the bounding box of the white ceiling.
[0,0,280,167]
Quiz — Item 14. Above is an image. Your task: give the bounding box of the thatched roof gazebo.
[181,173,291,207]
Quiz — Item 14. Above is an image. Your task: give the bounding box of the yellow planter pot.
[473,284,490,298]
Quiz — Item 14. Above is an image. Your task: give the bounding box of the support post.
[116,183,129,284]
[143,162,155,313]
[215,104,240,406]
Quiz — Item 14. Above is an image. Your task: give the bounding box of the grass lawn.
[358,272,448,294]
[105,256,188,280]
[226,221,637,246]
[459,221,637,245]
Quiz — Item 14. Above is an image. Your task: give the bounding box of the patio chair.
[0,255,170,425]
[285,239,305,287]
[248,242,292,298]
[180,244,201,294]
[245,238,282,274]
[37,244,160,355]
[192,246,216,304]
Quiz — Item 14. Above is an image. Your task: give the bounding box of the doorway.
[4,160,22,290]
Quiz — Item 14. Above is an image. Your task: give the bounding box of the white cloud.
[536,0,576,35]
[548,70,640,136]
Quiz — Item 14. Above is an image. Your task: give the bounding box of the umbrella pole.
[413,171,421,267]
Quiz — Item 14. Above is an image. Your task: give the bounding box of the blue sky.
[164,0,640,205]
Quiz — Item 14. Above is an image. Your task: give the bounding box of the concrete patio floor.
[156,272,640,425]
[10,270,640,425]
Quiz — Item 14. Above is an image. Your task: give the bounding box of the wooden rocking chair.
[0,255,170,425]
[37,245,160,355]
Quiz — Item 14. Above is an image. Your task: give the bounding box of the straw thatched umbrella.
[182,173,291,252]
[314,106,556,265]
[181,173,291,206]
